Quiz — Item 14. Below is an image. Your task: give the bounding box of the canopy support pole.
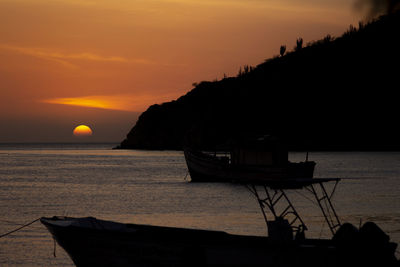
[306,180,341,235]
[246,178,341,237]
[247,185,307,234]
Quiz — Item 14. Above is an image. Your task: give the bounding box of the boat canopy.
[234,177,340,189]
[230,135,288,166]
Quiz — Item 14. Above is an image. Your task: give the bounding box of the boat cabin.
[230,135,288,166]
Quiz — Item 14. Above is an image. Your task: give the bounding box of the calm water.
[0,144,399,266]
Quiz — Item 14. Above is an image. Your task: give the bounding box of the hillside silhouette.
[118,12,400,151]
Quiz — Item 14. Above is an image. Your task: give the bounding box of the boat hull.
[41,217,341,267]
[41,217,398,267]
[184,148,316,185]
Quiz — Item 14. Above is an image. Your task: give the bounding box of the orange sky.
[0,0,360,142]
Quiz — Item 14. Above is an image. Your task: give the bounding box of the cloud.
[41,94,177,112]
[0,44,129,68]
[0,44,172,68]
[42,96,119,110]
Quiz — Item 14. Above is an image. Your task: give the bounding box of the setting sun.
[73,125,93,137]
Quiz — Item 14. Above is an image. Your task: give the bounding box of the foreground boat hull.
[41,217,337,267]
[41,217,398,267]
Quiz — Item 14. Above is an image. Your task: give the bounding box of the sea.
[0,143,399,266]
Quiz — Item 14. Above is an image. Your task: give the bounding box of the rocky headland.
[117,12,400,151]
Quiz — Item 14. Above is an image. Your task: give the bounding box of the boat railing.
[202,151,231,157]
[193,150,231,164]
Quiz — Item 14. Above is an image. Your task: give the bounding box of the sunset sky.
[0,0,361,143]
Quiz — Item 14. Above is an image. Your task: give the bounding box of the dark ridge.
[117,12,400,151]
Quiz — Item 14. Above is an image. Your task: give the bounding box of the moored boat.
[40,216,331,267]
[184,135,316,185]
[40,215,398,267]
[41,177,399,266]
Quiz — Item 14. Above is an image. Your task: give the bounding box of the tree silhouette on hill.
[280,45,286,57]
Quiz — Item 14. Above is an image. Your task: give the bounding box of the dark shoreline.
[114,145,400,152]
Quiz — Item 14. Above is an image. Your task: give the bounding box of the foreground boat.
[184,136,316,184]
[41,176,398,266]
[41,216,398,267]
